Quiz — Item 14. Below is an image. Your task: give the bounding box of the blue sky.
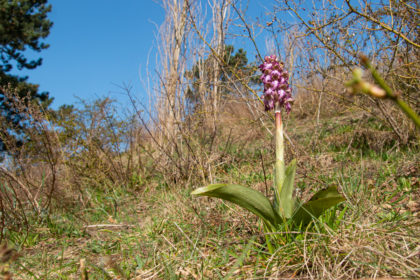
[13,0,279,109]
[14,0,164,109]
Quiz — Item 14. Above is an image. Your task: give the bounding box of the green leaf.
[293,186,346,226]
[274,160,285,213]
[191,184,280,226]
[279,159,297,218]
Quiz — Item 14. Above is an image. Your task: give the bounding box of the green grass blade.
[293,186,345,226]
[223,236,256,279]
[191,184,280,226]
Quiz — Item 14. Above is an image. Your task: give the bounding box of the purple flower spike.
[259,55,293,112]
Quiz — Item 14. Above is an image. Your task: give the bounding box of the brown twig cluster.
[0,86,145,241]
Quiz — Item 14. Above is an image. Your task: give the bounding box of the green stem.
[360,55,420,128]
[394,98,420,128]
[274,104,285,211]
[275,108,284,164]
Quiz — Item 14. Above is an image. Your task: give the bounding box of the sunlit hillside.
[1,0,419,279]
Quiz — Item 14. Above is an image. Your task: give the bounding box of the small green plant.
[192,55,345,237]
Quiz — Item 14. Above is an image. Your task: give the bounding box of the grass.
[5,112,420,279]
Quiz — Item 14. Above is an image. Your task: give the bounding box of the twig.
[0,166,40,214]
[360,55,420,128]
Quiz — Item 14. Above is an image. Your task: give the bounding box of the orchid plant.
[192,55,345,235]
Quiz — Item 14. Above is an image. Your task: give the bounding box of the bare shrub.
[54,99,138,190]
[133,0,255,186]
[0,86,144,239]
[0,85,61,237]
